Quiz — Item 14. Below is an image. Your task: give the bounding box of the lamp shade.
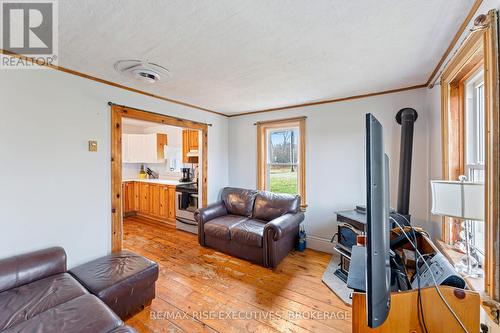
[431,180,484,220]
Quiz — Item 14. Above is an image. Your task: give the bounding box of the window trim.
[440,10,500,301]
[257,116,306,208]
[464,70,486,257]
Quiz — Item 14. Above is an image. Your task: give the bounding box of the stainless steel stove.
[175,182,198,234]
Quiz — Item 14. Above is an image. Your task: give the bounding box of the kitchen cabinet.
[122,133,167,163]
[121,182,128,212]
[122,181,135,216]
[149,184,160,217]
[133,182,140,211]
[139,182,150,213]
[189,130,198,150]
[168,186,176,218]
[156,134,168,160]
[159,186,168,219]
[149,184,176,220]
[182,130,199,163]
[122,181,176,223]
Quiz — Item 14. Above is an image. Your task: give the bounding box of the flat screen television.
[365,113,391,328]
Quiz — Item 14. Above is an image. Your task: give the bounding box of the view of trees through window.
[267,128,299,194]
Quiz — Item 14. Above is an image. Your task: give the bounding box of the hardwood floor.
[124,215,352,333]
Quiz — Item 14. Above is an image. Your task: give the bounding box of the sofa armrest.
[195,201,228,225]
[264,213,305,241]
[0,247,67,293]
[195,202,228,246]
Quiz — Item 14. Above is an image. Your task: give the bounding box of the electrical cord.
[389,216,469,333]
[410,224,429,333]
[392,213,428,333]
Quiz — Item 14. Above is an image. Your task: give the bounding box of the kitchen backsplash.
[122,162,187,180]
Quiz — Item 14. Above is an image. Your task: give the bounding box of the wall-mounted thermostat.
[88,140,98,152]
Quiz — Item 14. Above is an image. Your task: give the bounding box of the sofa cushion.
[204,215,248,240]
[0,273,88,331]
[221,187,258,217]
[1,294,123,333]
[253,192,301,221]
[231,219,266,247]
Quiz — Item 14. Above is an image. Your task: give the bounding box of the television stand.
[350,229,480,332]
[352,286,479,332]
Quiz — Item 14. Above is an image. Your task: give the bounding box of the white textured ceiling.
[59,0,474,114]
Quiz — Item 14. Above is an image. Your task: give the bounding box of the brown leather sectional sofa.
[0,247,136,333]
[195,187,304,268]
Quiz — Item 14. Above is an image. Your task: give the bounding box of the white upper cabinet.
[122,133,167,163]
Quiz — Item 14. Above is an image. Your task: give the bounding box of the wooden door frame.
[440,10,500,299]
[111,103,208,252]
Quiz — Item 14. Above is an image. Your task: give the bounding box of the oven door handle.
[176,217,197,226]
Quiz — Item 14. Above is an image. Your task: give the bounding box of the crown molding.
[425,0,483,87]
[0,49,228,118]
[228,84,426,117]
[5,0,478,123]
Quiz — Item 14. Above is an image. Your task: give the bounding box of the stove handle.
[176,217,198,226]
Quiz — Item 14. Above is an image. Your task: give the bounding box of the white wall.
[0,61,229,267]
[425,86,442,238]
[229,89,431,252]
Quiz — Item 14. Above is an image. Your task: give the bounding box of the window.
[257,117,306,206]
[165,146,182,172]
[268,128,299,194]
[440,10,499,300]
[464,69,485,261]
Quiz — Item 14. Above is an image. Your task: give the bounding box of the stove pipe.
[395,108,418,220]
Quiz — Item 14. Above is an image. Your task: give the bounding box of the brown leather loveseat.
[195,187,304,268]
[0,247,136,333]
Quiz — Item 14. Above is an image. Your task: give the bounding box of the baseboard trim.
[306,235,333,253]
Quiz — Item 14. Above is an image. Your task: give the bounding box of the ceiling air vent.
[113,60,171,84]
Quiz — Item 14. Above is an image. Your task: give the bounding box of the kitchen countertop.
[122,178,191,186]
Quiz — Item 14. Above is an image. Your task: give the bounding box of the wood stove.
[332,209,366,282]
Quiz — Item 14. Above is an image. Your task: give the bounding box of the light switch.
[88,140,98,152]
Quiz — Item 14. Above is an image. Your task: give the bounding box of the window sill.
[435,240,484,294]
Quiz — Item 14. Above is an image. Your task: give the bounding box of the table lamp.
[431,176,484,278]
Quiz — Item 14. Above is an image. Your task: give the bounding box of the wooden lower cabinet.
[139,183,150,213]
[159,186,169,219]
[133,182,140,210]
[122,182,136,216]
[122,181,176,223]
[168,186,176,218]
[149,184,160,217]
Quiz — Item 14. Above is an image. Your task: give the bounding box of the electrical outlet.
[88,140,98,152]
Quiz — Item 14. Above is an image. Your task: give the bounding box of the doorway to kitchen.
[110,103,209,252]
